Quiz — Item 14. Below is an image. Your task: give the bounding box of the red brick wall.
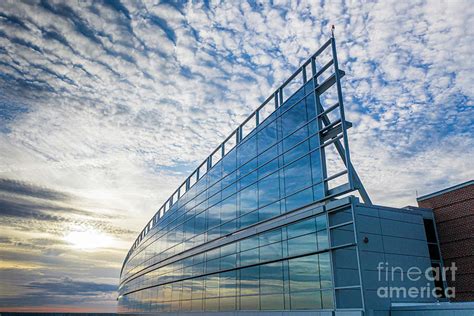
[418,183,474,301]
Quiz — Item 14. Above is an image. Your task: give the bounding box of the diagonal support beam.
[319,111,372,205]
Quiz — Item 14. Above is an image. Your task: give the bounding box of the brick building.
[417,180,474,301]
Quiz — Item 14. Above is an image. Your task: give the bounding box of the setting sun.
[64,229,114,250]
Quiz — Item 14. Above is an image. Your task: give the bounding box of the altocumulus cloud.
[0,0,473,312]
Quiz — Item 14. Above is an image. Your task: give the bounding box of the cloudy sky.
[0,0,473,312]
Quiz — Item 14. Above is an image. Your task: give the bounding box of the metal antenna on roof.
[331,25,335,38]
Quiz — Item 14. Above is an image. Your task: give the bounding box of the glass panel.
[240,247,259,266]
[290,291,322,310]
[284,156,312,196]
[287,217,316,239]
[259,201,281,221]
[317,229,329,250]
[219,270,237,297]
[205,274,219,298]
[289,254,320,292]
[220,195,236,222]
[259,228,282,246]
[319,252,332,288]
[311,150,323,184]
[258,172,280,207]
[281,100,307,137]
[258,120,278,153]
[240,183,258,214]
[261,293,284,310]
[220,254,237,270]
[285,188,313,213]
[219,296,236,311]
[240,236,259,251]
[240,295,259,310]
[287,233,317,257]
[238,136,257,166]
[284,139,309,164]
[222,147,236,174]
[259,241,283,262]
[330,223,354,246]
[239,210,259,229]
[240,266,259,295]
[260,261,284,294]
[258,144,278,166]
[321,289,334,309]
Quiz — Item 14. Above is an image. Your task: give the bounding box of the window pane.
[240,295,259,310]
[220,254,237,270]
[289,254,320,292]
[240,266,259,295]
[238,136,257,166]
[281,100,307,137]
[285,188,313,213]
[261,293,284,310]
[330,223,354,246]
[290,291,322,310]
[287,233,317,257]
[220,195,236,222]
[240,247,259,266]
[258,172,280,207]
[222,148,236,174]
[205,274,219,298]
[240,236,259,251]
[259,201,281,221]
[259,228,281,246]
[260,262,284,294]
[258,120,278,153]
[287,217,316,239]
[219,270,237,297]
[239,210,258,229]
[319,252,332,288]
[317,229,329,250]
[284,156,312,196]
[311,150,323,184]
[219,296,236,311]
[239,170,257,190]
[259,241,283,262]
[240,183,258,214]
[258,144,278,166]
[284,139,309,164]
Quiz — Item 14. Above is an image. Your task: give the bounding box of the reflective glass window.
[287,217,316,239]
[240,183,258,214]
[238,136,257,166]
[258,120,278,153]
[240,266,259,295]
[287,233,317,257]
[259,262,284,294]
[288,254,320,292]
[258,172,280,207]
[285,188,313,212]
[284,155,312,196]
[281,100,307,137]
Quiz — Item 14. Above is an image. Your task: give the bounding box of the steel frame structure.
[122,34,371,268]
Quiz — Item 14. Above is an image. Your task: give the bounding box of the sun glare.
[64,228,113,250]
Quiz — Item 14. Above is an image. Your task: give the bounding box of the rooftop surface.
[417,180,474,202]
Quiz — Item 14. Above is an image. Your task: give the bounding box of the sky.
[0,0,473,312]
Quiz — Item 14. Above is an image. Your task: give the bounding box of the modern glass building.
[118,36,447,315]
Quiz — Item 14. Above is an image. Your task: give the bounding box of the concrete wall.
[353,202,437,316]
[391,302,474,316]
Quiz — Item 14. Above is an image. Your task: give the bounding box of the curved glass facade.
[118,38,359,313]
